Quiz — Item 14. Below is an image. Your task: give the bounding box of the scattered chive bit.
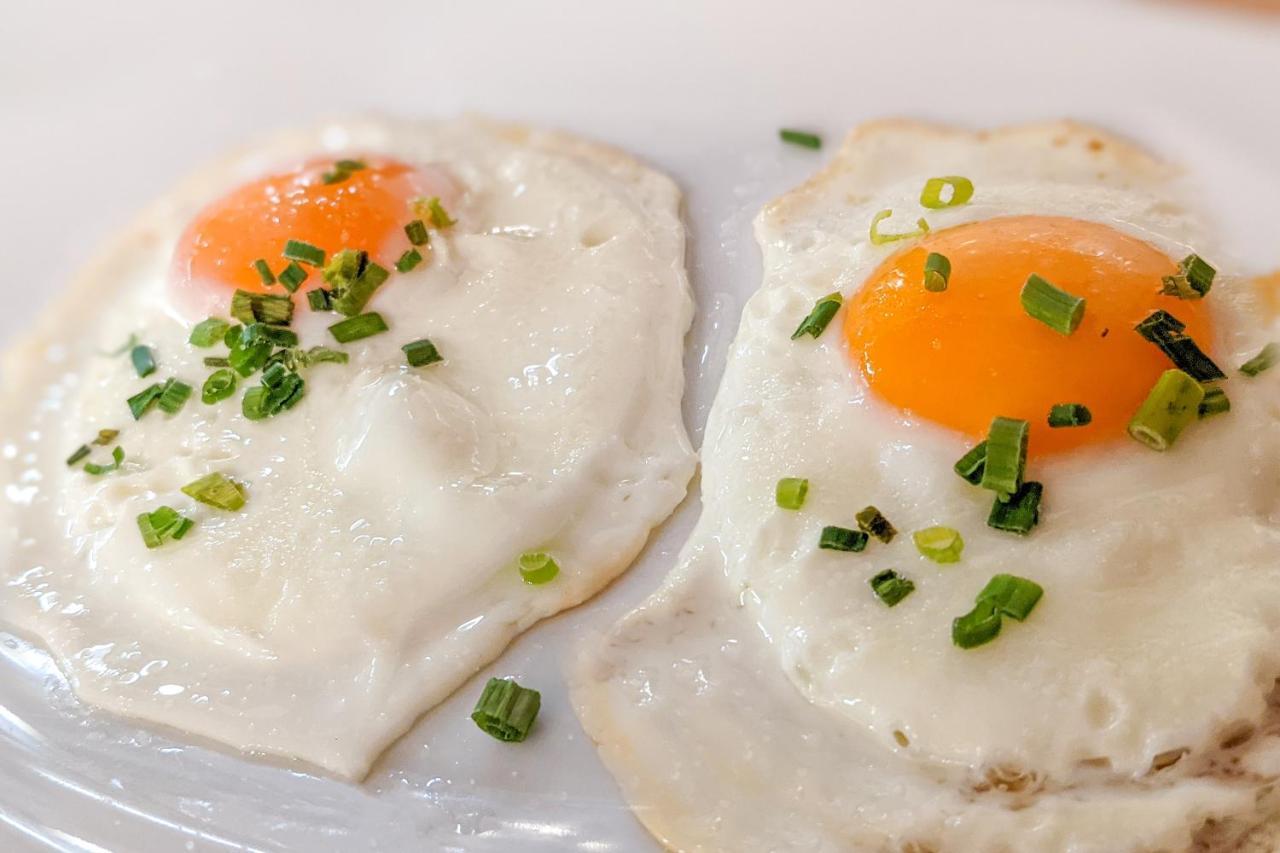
[242,364,305,420]
[869,569,915,607]
[252,258,276,286]
[987,481,1043,536]
[228,333,272,377]
[819,525,868,552]
[156,378,193,415]
[322,248,368,290]
[307,289,333,312]
[136,506,194,549]
[856,505,897,544]
[1047,403,1092,428]
[127,383,164,420]
[189,318,231,348]
[416,197,456,229]
[775,477,809,510]
[951,601,1002,649]
[297,346,350,367]
[230,289,294,326]
[1240,342,1279,377]
[94,429,119,445]
[396,248,423,273]
[471,677,541,742]
[869,209,930,246]
[282,239,325,267]
[779,128,822,149]
[66,445,91,466]
[791,292,843,340]
[203,356,231,368]
[277,262,308,293]
[181,472,246,511]
[979,416,1028,502]
[1160,254,1215,300]
[404,219,430,246]
[130,345,157,378]
[518,551,560,585]
[403,338,443,367]
[953,440,987,485]
[912,526,964,564]
[332,261,390,316]
[83,446,125,476]
[1199,385,1230,418]
[1020,274,1085,335]
[919,176,974,210]
[202,368,237,404]
[1134,310,1225,381]
[329,312,389,344]
[1128,369,1204,451]
[321,158,366,185]
[977,573,1044,621]
[923,252,951,292]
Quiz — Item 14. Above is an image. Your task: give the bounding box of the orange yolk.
[845,215,1215,455]
[175,157,420,294]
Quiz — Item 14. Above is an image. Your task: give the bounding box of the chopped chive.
[976,574,1043,621]
[1160,254,1215,300]
[417,197,455,229]
[130,345,156,378]
[1134,310,1224,381]
[230,290,293,326]
[404,219,430,246]
[1199,385,1230,418]
[869,569,915,607]
[277,262,308,293]
[869,209,929,245]
[157,378,193,415]
[987,481,1044,536]
[518,551,559,585]
[282,239,325,267]
[329,312,389,343]
[819,525,868,552]
[951,601,1002,649]
[396,248,423,273]
[321,158,366,184]
[83,446,125,476]
[856,505,897,544]
[953,440,987,485]
[1128,369,1204,451]
[979,417,1028,501]
[779,128,822,149]
[1047,403,1092,428]
[136,506,194,549]
[331,262,390,316]
[322,249,368,290]
[912,526,964,563]
[239,323,299,348]
[228,336,272,377]
[94,429,118,445]
[127,383,164,420]
[919,176,974,209]
[203,356,230,368]
[471,677,540,742]
[189,318,231,348]
[202,368,237,404]
[307,288,333,312]
[252,258,276,286]
[1021,274,1085,335]
[181,472,246,511]
[1240,342,1279,377]
[242,369,305,420]
[298,346,350,367]
[791,292,843,340]
[775,477,808,510]
[66,445,91,466]
[923,252,951,292]
[402,338,443,367]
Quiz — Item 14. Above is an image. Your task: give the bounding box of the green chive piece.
[127,383,164,420]
[402,338,443,367]
[298,346,350,367]
[518,551,560,585]
[322,249,368,291]
[307,288,333,312]
[779,128,822,149]
[94,429,119,446]
[329,312,389,344]
[404,219,430,246]
[189,318,231,348]
[282,239,325,267]
[471,677,541,742]
[203,356,231,368]
[1047,403,1092,428]
[396,248,423,273]
[979,416,1028,501]
[1160,254,1215,300]
[277,262,308,293]
[912,526,964,563]
[202,368,237,404]
[976,573,1044,621]
[1199,385,1230,418]
[919,176,974,209]
[869,209,930,246]
[923,252,951,292]
[181,472,246,511]
[417,197,456,229]
[987,481,1043,536]
[129,345,156,378]
[1128,369,1205,451]
[869,569,915,607]
[83,446,125,476]
[157,378,193,415]
[242,368,306,421]
[775,477,808,510]
[1134,310,1224,381]
[1240,342,1279,377]
[240,322,299,349]
[66,445,91,466]
[252,258,276,286]
[136,506,194,549]
[953,440,987,485]
[228,335,272,377]
[1021,274,1085,335]
[230,290,293,326]
[321,158,366,185]
[856,505,897,544]
[819,525,868,552]
[951,601,1002,649]
[331,262,390,317]
[791,292,843,340]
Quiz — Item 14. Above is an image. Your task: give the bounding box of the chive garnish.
[779,128,822,149]
[979,416,1028,501]
[402,338,443,367]
[282,239,325,267]
[953,440,987,485]
[331,262,390,317]
[1160,254,1215,300]
[329,312,389,343]
[297,346,350,367]
[230,290,294,326]
[307,288,333,312]
[321,158,366,185]
[1128,369,1204,451]
[418,197,455,229]
[202,368,237,404]
[127,383,164,420]
[181,472,246,511]
[919,176,974,209]
[977,573,1044,621]
[228,335,272,377]
[518,552,559,585]
[94,429,118,445]
[157,378,193,415]
[396,248,423,273]
[951,601,1002,649]
[471,677,541,742]
[791,292,843,340]
[819,525,868,552]
[923,252,951,292]
[775,477,808,510]
[252,258,276,286]
[869,209,929,245]
[1240,342,1279,377]
[130,345,157,378]
[912,526,964,563]
[404,219,430,246]
[242,368,305,420]
[277,262,308,293]
[136,506,194,549]
[1199,385,1230,418]
[869,569,915,607]
[66,445,91,466]
[1021,274,1085,335]
[203,356,230,368]
[1047,403,1092,428]
[987,481,1043,536]
[84,446,125,476]
[322,249,368,291]
[189,318,231,348]
[1134,310,1224,381]
[856,506,897,544]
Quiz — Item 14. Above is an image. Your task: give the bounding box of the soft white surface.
[1,0,1279,850]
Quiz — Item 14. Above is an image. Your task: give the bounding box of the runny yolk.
[845,215,1215,455]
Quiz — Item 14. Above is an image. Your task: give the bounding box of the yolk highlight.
[845,215,1215,455]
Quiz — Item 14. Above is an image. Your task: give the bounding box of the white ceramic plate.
[2,1,1279,849]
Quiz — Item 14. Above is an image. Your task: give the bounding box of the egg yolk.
[845,215,1215,455]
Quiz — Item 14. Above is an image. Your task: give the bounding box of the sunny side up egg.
[0,118,695,778]
[572,121,1280,851]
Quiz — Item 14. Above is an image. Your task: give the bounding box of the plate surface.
[2,1,1279,850]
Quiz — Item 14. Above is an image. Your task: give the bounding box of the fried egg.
[573,121,1280,851]
[0,117,695,779]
